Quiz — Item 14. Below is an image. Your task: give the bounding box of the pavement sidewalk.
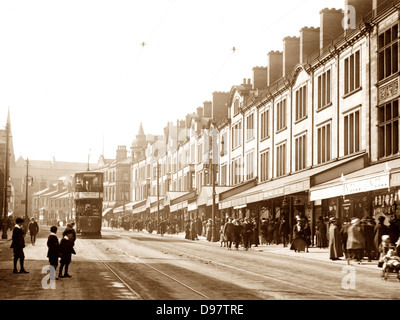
[0,230,12,245]
[155,230,382,271]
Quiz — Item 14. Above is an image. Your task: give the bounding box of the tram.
[73,171,103,237]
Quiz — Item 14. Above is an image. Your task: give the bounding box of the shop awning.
[132,205,147,215]
[196,186,232,207]
[219,153,367,209]
[165,191,191,206]
[102,208,113,216]
[310,158,400,201]
[169,190,197,213]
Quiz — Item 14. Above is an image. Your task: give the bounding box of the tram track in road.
[113,232,348,300]
[86,237,212,300]
[89,245,143,300]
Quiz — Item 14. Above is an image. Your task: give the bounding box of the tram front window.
[76,201,101,217]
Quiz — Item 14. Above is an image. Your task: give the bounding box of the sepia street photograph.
[0,0,399,315]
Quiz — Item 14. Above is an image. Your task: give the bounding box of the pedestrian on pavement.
[279,217,290,248]
[242,217,253,250]
[347,218,365,265]
[159,219,167,237]
[316,216,328,249]
[328,217,343,261]
[388,217,400,247]
[28,217,39,246]
[59,229,76,278]
[340,218,351,260]
[260,218,268,245]
[223,218,234,250]
[47,226,60,280]
[190,219,198,241]
[290,217,308,253]
[232,219,243,250]
[10,218,29,274]
[362,217,376,261]
[267,219,275,245]
[251,218,259,247]
[63,222,77,246]
[185,220,191,240]
[273,218,281,245]
[374,216,389,254]
[206,219,213,242]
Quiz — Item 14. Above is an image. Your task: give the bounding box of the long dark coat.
[316,220,328,248]
[233,224,243,247]
[329,223,343,259]
[28,221,39,235]
[59,237,76,264]
[374,222,389,252]
[47,234,60,266]
[223,221,235,242]
[10,226,25,258]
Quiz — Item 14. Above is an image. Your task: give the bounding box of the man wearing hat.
[347,218,365,264]
[10,218,29,273]
[328,217,343,261]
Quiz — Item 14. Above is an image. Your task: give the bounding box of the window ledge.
[343,86,362,99]
[260,136,270,142]
[316,102,333,113]
[276,127,287,134]
[294,115,308,125]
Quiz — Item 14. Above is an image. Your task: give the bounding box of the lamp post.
[157,160,160,234]
[209,129,220,243]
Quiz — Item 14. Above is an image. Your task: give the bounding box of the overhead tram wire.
[135,0,176,64]
[188,0,314,106]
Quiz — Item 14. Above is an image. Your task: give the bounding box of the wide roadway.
[0,226,398,301]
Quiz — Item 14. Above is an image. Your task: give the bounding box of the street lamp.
[208,129,220,243]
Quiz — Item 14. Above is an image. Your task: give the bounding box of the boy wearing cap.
[10,218,29,274]
[59,229,76,278]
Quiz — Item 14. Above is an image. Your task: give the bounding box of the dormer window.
[234,99,240,115]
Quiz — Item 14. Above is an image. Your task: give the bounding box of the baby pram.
[379,249,400,281]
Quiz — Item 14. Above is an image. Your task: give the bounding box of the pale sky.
[0,0,345,164]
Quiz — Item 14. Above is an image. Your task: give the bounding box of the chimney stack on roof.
[283,36,300,77]
[203,101,212,118]
[116,145,127,162]
[197,107,203,118]
[345,0,373,25]
[320,8,344,50]
[300,27,320,64]
[267,51,283,86]
[212,91,230,124]
[252,66,268,90]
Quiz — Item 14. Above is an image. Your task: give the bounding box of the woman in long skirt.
[290,218,308,252]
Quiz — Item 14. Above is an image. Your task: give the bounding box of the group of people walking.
[328,215,400,265]
[10,217,77,279]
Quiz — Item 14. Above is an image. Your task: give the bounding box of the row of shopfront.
[105,153,400,242]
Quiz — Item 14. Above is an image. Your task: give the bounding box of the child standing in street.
[59,229,76,278]
[47,226,60,280]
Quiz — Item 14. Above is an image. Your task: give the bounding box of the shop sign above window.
[344,174,390,196]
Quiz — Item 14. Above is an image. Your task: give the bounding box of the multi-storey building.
[122,0,400,242]
[217,0,400,241]
[97,145,131,218]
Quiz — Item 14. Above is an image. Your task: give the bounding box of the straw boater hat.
[351,218,360,224]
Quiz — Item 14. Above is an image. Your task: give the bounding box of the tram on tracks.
[73,171,103,237]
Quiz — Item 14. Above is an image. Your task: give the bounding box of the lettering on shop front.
[344,175,390,195]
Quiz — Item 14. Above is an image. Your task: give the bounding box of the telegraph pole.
[1,119,10,239]
[157,161,160,234]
